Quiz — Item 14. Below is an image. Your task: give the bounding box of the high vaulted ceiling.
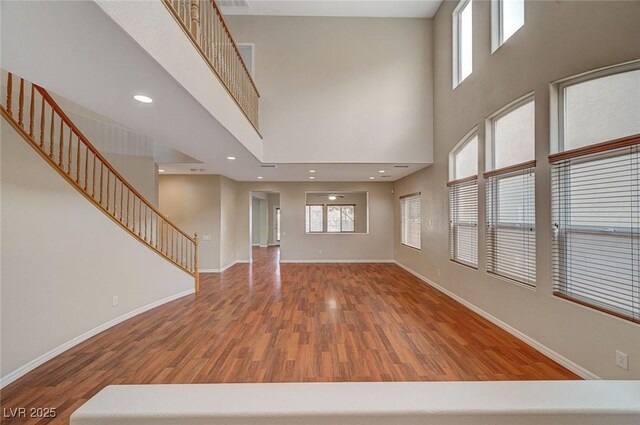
[220,0,443,19]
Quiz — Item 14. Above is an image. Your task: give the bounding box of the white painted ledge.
[70,381,640,425]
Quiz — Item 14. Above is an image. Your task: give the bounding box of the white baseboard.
[0,288,195,389]
[280,259,395,264]
[199,260,249,273]
[393,261,599,380]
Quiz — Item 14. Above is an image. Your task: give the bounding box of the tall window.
[449,132,478,267]
[305,205,323,233]
[551,64,640,323]
[492,0,524,51]
[400,193,421,250]
[453,0,473,87]
[327,205,355,233]
[485,95,536,286]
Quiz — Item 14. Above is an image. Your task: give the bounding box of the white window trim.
[400,194,422,250]
[550,59,640,155]
[491,0,525,53]
[485,91,535,171]
[452,0,472,88]
[449,126,478,181]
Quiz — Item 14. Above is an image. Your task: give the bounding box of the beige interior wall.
[103,153,158,206]
[234,182,394,262]
[305,192,368,233]
[158,175,221,271]
[225,15,433,164]
[394,0,640,379]
[220,176,238,268]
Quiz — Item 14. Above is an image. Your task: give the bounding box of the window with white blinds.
[305,205,324,233]
[551,64,640,323]
[449,131,478,267]
[485,95,536,286]
[551,142,640,323]
[449,179,478,267]
[486,167,536,285]
[400,194,421,250]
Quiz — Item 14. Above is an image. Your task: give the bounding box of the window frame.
[549,60,640,324]
[400,193,422,250]
[485,92,535,172]
[484,93,537,287]
[449,127,479,181]
[491,0,525,52]
[448,129,479,268]
[552,60,640,155]
[326,204,356,234]
[452,0,473,88]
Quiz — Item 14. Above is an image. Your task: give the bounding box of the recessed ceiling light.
[378,170,385,173]
[133,95,153,103]
[369,176,375,180]
[309,176,315,180]
[257,176,263,179]
[226,156,236,160]
[158,169,165,173]
[309,169,316,173]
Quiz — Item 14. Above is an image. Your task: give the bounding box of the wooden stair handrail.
[34,86,195,243]
[2,71,199,289]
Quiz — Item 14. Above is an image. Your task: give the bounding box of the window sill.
[401,243,421,251]
[486,271,536,292]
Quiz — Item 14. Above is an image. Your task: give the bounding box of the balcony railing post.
[190,0,200,41]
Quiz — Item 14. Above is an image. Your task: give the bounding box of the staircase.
[1,71,200,290]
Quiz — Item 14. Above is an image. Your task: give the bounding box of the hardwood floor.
[0,246,578,424]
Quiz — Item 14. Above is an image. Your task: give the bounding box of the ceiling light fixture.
[257,176,264,179]
[226,156,236,160]
[328,194,337,201]
[158,169,165,173]
[309,176,315,180]
[378,170,385,173]
[133,95,153,104]
[309,169,316,173]
[369,176,375,180]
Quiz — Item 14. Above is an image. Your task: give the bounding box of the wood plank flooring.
[0,247,578,424]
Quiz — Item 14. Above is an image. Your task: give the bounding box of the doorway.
[249,191,281,263]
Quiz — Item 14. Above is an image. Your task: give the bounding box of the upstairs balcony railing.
[164,0,260,133]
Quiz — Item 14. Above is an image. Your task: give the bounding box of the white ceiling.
[220,0,443,19]
[159,162,426,181]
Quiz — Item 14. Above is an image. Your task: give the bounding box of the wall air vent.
[260,164,278,168]
[218,0,249,8]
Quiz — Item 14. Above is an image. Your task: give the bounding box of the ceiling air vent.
[394,165,410,168]
[218,0,249,8]
[260,164,278,168]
